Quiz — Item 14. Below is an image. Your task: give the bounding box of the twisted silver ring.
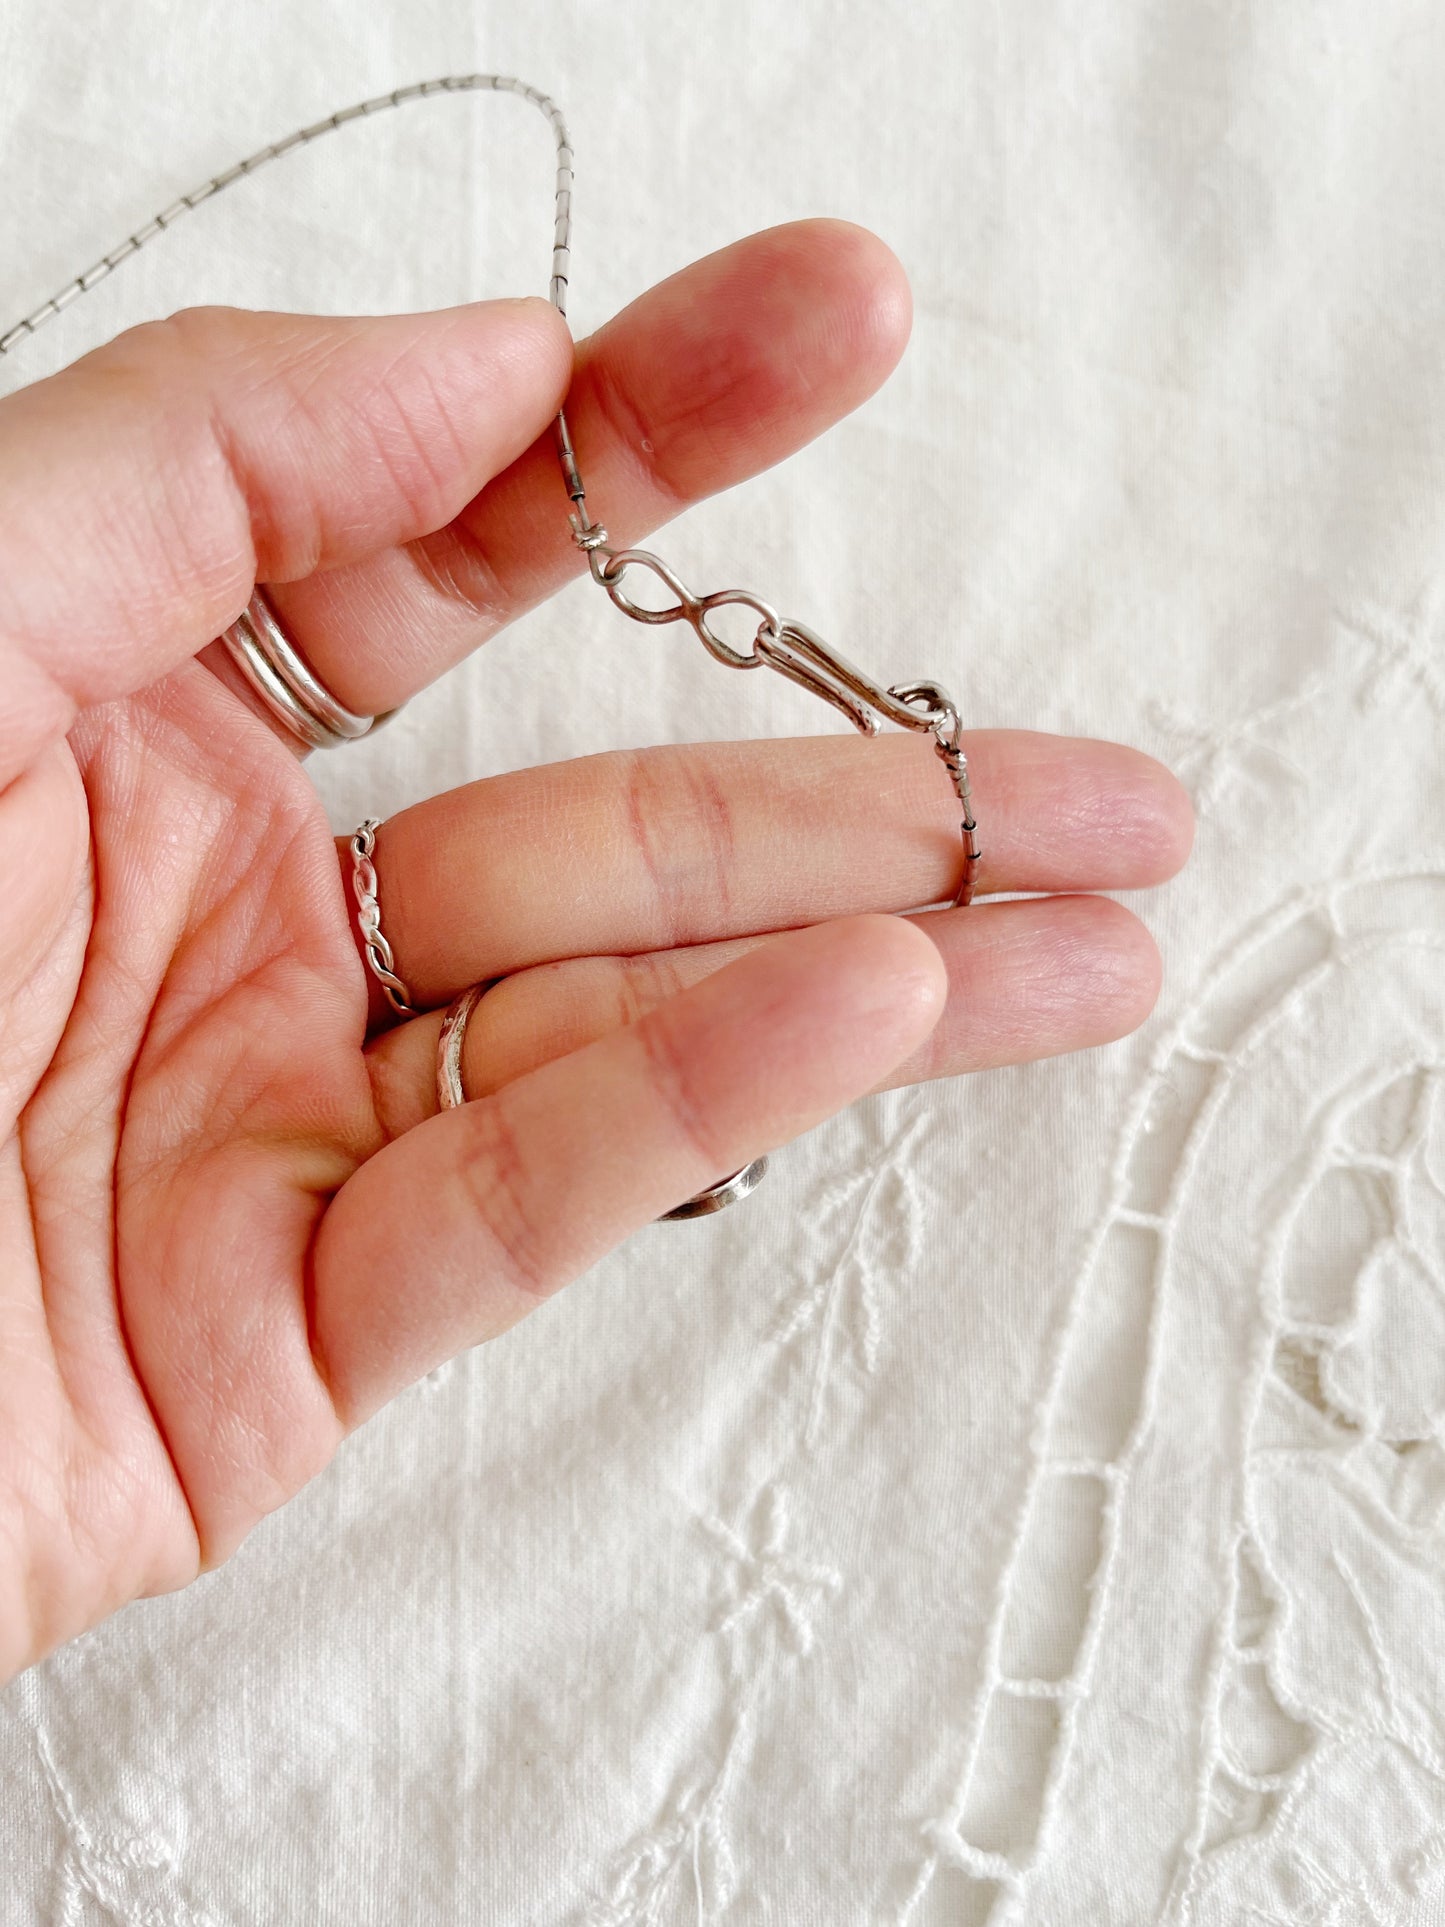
[350,819,415,1016]
[435,982,769,1221]
[220,587,392,750]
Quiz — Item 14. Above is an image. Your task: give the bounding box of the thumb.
[0,297,571,785]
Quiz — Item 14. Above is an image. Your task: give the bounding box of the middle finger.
[364,892,1165,1144]
[346,728,1193,1018]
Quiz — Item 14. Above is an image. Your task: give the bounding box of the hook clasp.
[756,626,961,743]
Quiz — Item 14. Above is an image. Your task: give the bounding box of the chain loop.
[0,76,577,357]
[573,532,982,906]
[2,73,983,910]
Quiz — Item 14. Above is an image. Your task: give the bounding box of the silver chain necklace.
[0,72,980,907]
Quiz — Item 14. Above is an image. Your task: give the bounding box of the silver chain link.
[0,72,980,907]
[0,75,577,353]
[575,533,980,902]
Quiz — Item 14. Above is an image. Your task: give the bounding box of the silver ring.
[220,586,394,750]
[436,982,488,1109]
[657,1157,769,1220]
[434,982,768,1220]
[350,818,415,1016]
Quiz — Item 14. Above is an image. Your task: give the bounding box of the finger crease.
[636,1006,729,1175]
[583,355,691,513]
[404,521,510,632]
[454,1098,552,1301]
[621,751,685,949]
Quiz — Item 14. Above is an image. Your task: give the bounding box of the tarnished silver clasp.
[753,621,881,734]
[564,517,980,906]
[890,678,962,748]
[754,625,961,743]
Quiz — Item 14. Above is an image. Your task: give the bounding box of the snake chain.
[0,72,980,905]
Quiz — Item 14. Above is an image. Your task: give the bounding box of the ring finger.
[365,889,1163,1141]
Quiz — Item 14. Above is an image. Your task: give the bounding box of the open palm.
[0,221,1191,1682]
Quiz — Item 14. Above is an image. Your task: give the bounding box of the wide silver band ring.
[220,587,394,750]
[435,982,768,1221]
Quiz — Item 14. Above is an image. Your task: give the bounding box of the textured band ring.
[435,981,769,1221]
[350,818,416,1016]
[220,586,391,750]
[436,982,487,1110]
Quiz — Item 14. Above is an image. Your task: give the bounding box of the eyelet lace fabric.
[3,5,1445,1924]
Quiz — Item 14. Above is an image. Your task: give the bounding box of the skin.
[0,220,1192,1685]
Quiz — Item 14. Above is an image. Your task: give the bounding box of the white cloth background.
[2,2,1444,1922]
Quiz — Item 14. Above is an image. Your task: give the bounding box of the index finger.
[263,219,913,715]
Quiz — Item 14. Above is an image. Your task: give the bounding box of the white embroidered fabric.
[3,4,1444,1923]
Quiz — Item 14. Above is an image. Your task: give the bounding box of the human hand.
[0,220,1191,1681]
